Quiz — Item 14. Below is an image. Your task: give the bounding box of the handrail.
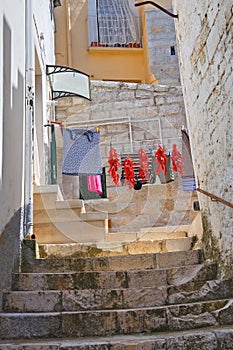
[197,188,233,209]
[135,1,178,19]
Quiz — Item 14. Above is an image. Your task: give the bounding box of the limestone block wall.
[55,81,186,190]
[145,7,180,85]
[173,0,233,277]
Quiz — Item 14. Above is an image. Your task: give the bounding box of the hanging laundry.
[171,144,185,176]
[182,177,197,192]
[124,157,137,189]
[138,147,150,181]
[181,128,197,191]
[62,128,102,176]
[155,145,168,175]
[108,147,121,186]
[87,175,103,194]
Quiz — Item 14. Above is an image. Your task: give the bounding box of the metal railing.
[197,188,233,209]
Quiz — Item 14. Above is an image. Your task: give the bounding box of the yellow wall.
[138,6,157,84]
[54,0,151,83]
[54,3,69,66]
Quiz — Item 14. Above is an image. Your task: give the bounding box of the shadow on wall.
[0,17,24,310]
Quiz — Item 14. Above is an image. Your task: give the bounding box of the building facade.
[54,0,180,85]
[53,0,186,221]
[0,0,57,308]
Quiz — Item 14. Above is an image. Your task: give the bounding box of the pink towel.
[87,175,103,194]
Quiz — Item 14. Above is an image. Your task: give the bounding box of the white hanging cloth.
[97,0,138,47]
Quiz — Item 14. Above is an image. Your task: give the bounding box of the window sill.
[88,47,144,55]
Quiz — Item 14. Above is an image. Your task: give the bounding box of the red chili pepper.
[124,157,137,189]
[138,147,150,181]
[155,145,168,174]
[108,148,121,186]
[171,144,185,176]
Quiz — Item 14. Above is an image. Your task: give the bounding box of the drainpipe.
[44,123,57,184]
[65,0,73,66]
[24,0,34,237]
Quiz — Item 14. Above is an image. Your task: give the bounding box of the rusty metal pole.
[135,1,178,19]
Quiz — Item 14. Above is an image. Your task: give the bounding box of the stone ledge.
[56,200,85,209]
[80,212,108,221]
[0,325,232,349]
[0,299,232,339]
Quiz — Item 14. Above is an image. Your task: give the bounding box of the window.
[170,46,175,55]
[88,0,141,48]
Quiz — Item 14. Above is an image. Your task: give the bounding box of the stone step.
[33,220,106,245]
[34,208,82,224]
[22,249,205,273]
[38,236,194,258]
[86,180,196,210]
[1,325,233,349]
[34,208,107,227]
[33,186,108,244]
[84,177,198,232]
[105,227,189,244]
[55,199,85,210]
[0,299,232,340]
[80,212,108,221]
[108,210,198,233]
[123,237,194,255]
[106,230,188,242]
[12,263,217,292]
[140,224,191,233]
[99,236,194,255]
[33,185,63,210]
[3,278,232,313]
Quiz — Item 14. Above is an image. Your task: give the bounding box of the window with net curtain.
[88,0,140,47]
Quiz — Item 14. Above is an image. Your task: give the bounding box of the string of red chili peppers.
[123,157,137,189]
[138,147,150,181]
[108,148,121,186]
[108,144,184,188]
[171,144,185,176]
[155,145,168,174]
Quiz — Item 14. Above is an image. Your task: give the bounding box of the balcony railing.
[88,15,142,48]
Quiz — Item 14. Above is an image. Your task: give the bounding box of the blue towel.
[181,129,196,192]
[182,177,197,192]
[62,128,102,176]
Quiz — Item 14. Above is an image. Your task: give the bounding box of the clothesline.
[48,116,163,153]
[49,116,131,128]
[48,118,184,154]
[55,119,196,193]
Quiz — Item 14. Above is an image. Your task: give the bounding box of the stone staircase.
[37,212,203,259]
[0,240,232,349]
[32,178,200,250]
[38,227,195,258]
[33,185,108,244]
[84,177,199,233]
[1,180,230,348]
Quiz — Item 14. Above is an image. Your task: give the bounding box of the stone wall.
[55,81,199,233]
[55,81,186,189]
[173,0,233,277]
[145,7,180,85]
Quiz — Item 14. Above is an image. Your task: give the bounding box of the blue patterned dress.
[62,128,102,176]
